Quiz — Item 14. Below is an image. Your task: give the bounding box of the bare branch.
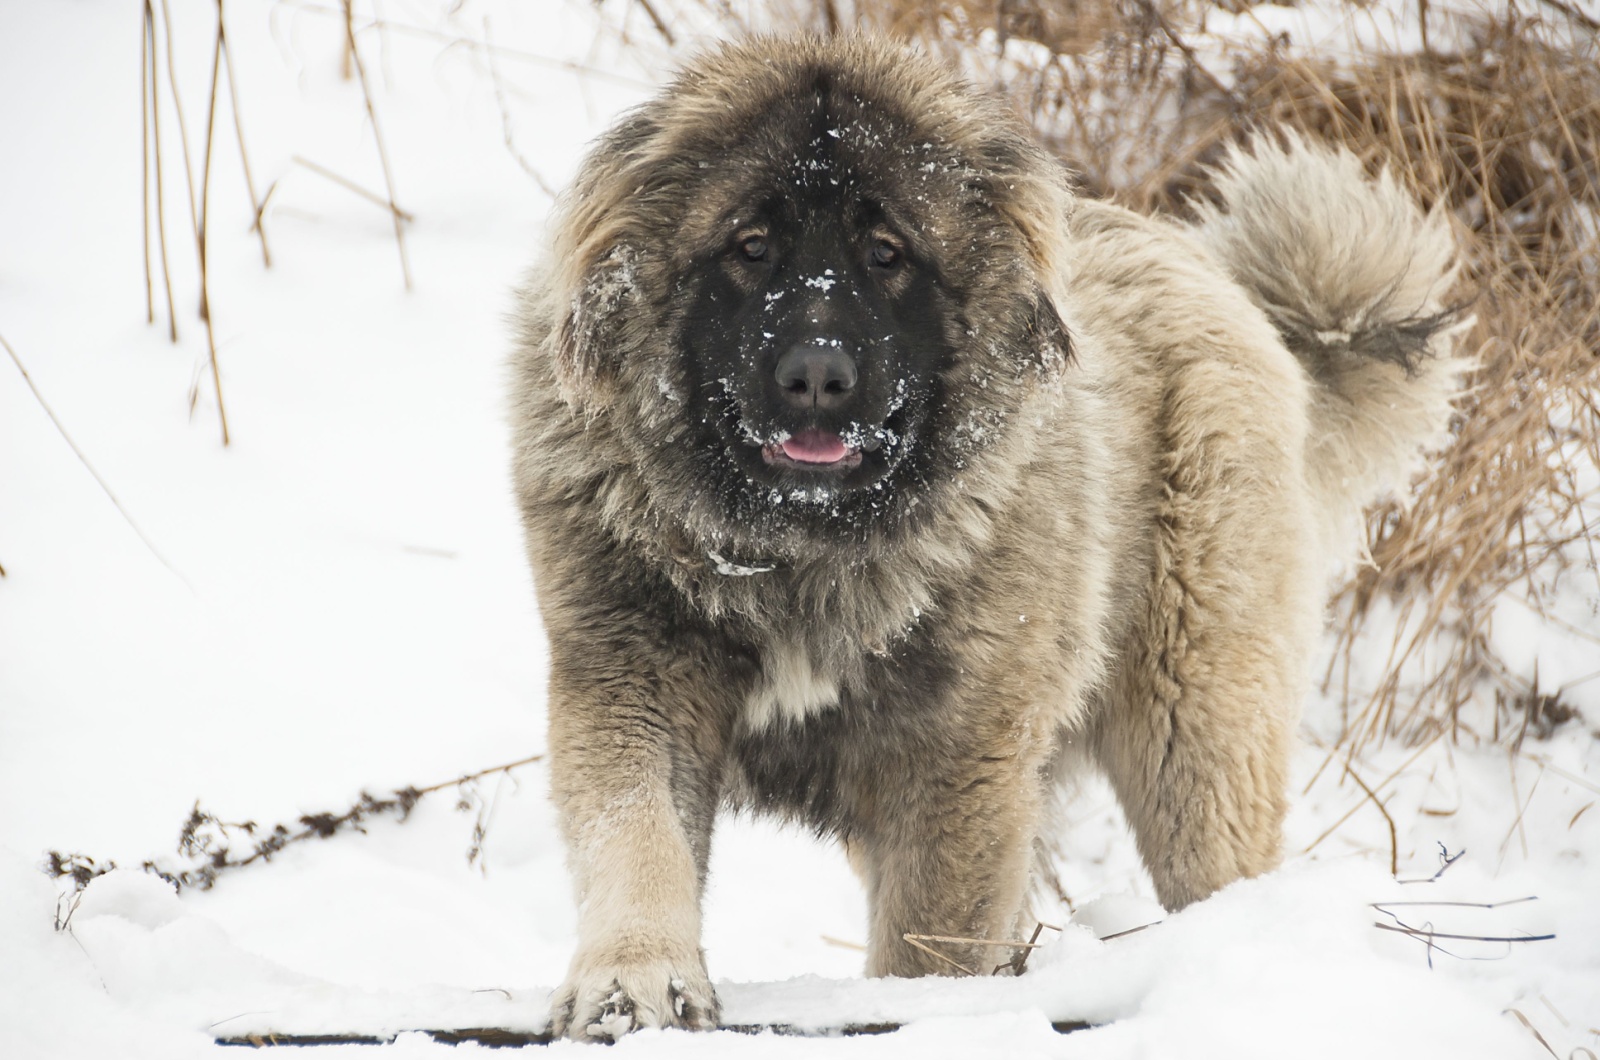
[1,331,186,583]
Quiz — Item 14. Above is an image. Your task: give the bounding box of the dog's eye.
[738,235,768,263]
[871,241,901,269]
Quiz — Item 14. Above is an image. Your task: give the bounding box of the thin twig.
[1499,760,1543,866]
[157,0,203,279]
[144,1,179,342]
[341,0,410,289]
[1373,897,1537,910]
[1374,922,1555,944]
[217,0,270,267]
[1519,753,1600,795]
[252,177,280,237]
[900,935,976,976]
[1345,765,1399,876]
[272,0,651,88]
[290,155,416,221]
[115,753,550,893]
[1306,723,1446,844]
[141,6,154,326]
[412,753,546,796]
[1398,842,1466,884]
[483,16,557,198]
[1001,922,1048,976]
[1,332,186,583]
[194,16,231,446]
[902,933,1048,951]
[1534,0,1600,32]
[1135,0,1238,105]
[1507,1009,1562,1059]
[901,931,1050,978]
[633,0,675,46]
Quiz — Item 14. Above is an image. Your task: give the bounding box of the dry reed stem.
[902,932,1048,950]
[217,0,270,267]
[341,0,411,290]
[1371,897,1537,909]
[1344,765,1399,876]
[273,1,654,88]
[62,753,553,894]
[1373,923,1555,945]
[141,6,154,326]
[483,16,559,198]
[290,155,416,220]
[1004,921,1048,975]
[1,332,185,582]
[157,0,204,277]
[899,934,976,974]
[1499,760,1542,865]
[194,16,231,446]
[635,0,677,46]
[143,1,179,342]
[1506,1008,1562,1059]
[901,930,1050,977]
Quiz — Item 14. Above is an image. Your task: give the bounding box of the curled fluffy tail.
[1189,133,1472,559]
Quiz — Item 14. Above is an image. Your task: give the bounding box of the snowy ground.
[2,2,1596,1057]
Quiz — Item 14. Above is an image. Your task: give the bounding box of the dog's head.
[542,36,1075,547]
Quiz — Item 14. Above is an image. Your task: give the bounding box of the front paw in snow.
[549,951,719,1042]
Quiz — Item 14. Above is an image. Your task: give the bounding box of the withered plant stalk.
[341,0,411,289]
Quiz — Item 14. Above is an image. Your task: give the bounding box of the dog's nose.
[774,343,857,409]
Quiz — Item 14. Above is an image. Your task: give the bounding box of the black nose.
[774,343,857,409]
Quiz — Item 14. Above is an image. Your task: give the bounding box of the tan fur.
[508,36,1467,1040]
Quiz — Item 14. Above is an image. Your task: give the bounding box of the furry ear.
[552,244,641,406]
[1026,288,1074,377]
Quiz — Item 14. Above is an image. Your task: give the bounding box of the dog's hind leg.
[1086,429,1319,911]
[1089,665,1295,911]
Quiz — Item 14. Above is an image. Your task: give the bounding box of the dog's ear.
[1025,287,1074,377]
[551,244,641,406]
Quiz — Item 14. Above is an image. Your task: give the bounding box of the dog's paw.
[549,954,719,1042]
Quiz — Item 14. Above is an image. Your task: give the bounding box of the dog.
[507,34,1466,1040]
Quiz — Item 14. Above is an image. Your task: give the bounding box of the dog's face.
[678,103,961,510]
[553,49,1074,547]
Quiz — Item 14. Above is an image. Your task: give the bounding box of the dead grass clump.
[1031,4,1600,751]
[1196,13,1600,752]
[1041,6,1600,751]
[650,0,1600,750]
[46,753,544,896]
[852,0,1140,56]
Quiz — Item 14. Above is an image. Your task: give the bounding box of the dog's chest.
[742,640,841,731]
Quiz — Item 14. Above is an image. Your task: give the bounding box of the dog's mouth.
[703,384,922,500]
[761,428,864,471]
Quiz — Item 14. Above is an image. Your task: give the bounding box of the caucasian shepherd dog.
[509,35,1466,1040]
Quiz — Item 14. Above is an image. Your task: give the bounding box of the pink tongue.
[781,429,851,464]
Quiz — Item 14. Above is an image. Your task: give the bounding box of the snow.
[2,2,1597,1057]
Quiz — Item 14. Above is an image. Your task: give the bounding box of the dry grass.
[649,0,1600,750]
[1186,11,1600,756]
[46,752,546,895]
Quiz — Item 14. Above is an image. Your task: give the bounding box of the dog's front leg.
[545,652,725,1042]
[854,729,1049,980]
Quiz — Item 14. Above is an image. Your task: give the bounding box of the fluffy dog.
[508,35,1466,1041]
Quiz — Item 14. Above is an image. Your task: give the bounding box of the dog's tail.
[1189,134,1472,560]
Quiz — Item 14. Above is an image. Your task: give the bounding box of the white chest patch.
[744,641,840,731]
